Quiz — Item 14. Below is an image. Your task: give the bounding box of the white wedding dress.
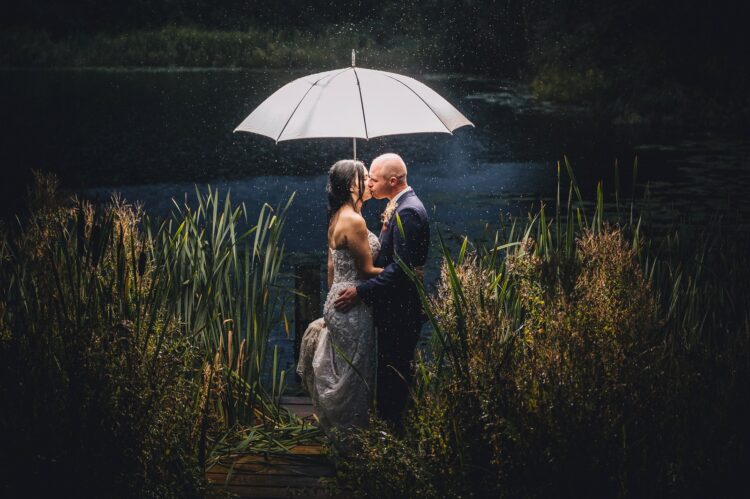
[297,231,380,437]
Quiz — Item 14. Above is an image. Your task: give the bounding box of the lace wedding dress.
[297,231,380,436]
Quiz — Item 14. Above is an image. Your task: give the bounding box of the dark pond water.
[3,68,749,235]
[2,68,749,385]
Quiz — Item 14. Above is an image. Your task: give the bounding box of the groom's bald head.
[368,153,409,200]
[371,153,407,184]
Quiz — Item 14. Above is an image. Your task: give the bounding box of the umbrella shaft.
[353,138,356,160]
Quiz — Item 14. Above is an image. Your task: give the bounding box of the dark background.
[1,0,748,219]
[4,0,749,86]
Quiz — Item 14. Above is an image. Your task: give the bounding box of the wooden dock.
[206,396,337,498]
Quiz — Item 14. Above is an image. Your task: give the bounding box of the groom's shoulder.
[399,191,428,219]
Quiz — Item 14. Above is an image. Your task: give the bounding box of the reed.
[0,173,315,496]
[334,159,750,497]
[0,184,201,496]
[156,186,294,429]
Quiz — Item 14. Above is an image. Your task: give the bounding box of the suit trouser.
[375,315,422,429]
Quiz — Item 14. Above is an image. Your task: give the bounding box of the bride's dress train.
[297,231,380,435]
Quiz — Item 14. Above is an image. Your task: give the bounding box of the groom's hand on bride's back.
[334,286,360,312]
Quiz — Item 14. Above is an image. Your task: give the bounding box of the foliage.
[525,2,750,128]
[160,185,293,430]
[333,161,750,497]
[327,416,439,498]
[4,1,748,128]
[0,172,309,497]
[0,25,428,70]
[0,173,203,497]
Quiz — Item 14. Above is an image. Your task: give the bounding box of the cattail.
[227,329,233,369]
[237,339,246,375]
[215,334,223,370]
[193,361,213,440]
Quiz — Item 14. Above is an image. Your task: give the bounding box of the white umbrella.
[234,51,473,159]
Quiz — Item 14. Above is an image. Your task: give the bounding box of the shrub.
[334,171,750,498]
[0,172,302,497]
[0,173,204,497]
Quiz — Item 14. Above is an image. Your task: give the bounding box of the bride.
[297,159,382,438]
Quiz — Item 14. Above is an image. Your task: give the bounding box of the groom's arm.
[356,208,427,305]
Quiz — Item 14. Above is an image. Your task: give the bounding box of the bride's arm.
[347,216,383,277]
[327,247,334,288]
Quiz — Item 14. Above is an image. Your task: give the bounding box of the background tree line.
[2,0,745,76]
[2,0,747,128]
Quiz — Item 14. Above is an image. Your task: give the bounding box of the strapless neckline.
[329,231,380,285]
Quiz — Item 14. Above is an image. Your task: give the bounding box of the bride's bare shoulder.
[330,208,366,248]
[336,209,366,230]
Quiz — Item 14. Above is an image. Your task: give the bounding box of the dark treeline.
[3,0,747,76]
[3,1,748,128]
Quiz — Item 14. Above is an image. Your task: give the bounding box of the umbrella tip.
[351,49,355,67]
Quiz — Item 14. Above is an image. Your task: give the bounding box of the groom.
[335,153,430,429]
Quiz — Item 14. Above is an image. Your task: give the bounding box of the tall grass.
[0,175,202,496]
[158,187,293,429]
[0,173,313,497]
[334,159,750,498]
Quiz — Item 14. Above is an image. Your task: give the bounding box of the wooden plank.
[206,472,323,487]
[207,469,329,480]
[209,455,332,469]
[210,460,333,475]
[208,483,329,498]
[217,445,323,458]
[279,395,312,405]
[212,455,327,467]
[210,452,332,473]
[287,444,324,455]
[280,395,316,419]
[206,473,330,487]
[282,405,314,418]
[206,431,335,498]
[211,447,324,467]
[211,453,327,464]
[211,451,324,471]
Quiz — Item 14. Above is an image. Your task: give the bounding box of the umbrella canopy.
[234,64,473,146]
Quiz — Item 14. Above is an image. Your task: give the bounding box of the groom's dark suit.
[356,189,430,428]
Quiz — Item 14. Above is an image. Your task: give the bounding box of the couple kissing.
[297,152,429,442]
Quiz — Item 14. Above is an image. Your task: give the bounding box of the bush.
[334,175,750,498]
[0,173,204,497]
[0,172,303,497]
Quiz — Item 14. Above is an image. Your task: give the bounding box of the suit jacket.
[357,190,430,328]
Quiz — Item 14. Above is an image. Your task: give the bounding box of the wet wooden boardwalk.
[206,396,337,498]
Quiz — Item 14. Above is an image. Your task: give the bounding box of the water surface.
[2,68,748,384]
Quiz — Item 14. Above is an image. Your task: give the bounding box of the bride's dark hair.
[327,159,366,222]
